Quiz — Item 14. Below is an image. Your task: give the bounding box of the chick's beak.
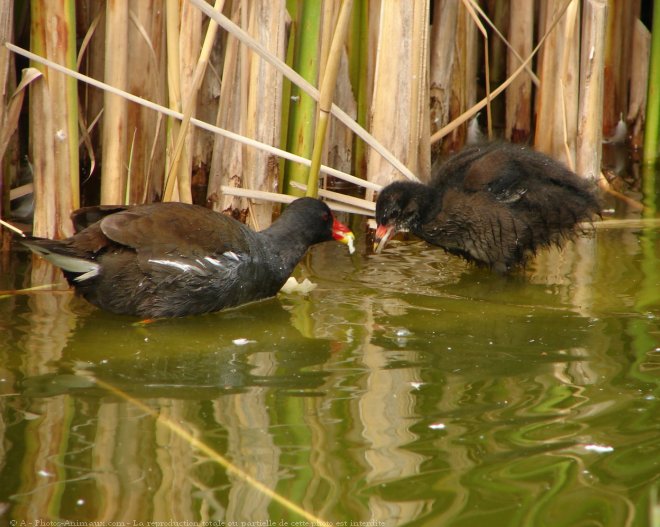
[373,224,396,253]
[332,217,356,254]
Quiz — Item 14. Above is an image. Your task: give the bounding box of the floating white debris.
[232,338,256,346]
[584,444,614,454]
[410,382,424,390]
[429,422,446,430]
[279,277,318,294]
[346,234,356,255]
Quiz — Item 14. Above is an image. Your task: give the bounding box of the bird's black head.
[374,181,429,252]
[279,197,354,248]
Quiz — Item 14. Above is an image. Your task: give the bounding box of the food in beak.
[373,224,395,253]
[332,218,356,254]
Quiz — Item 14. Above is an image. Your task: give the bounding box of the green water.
[0,217,658,526]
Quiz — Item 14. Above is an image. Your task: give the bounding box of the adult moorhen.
[22,198,355,318]
[374,142,600,272]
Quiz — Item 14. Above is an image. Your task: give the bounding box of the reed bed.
[0,0,656,237]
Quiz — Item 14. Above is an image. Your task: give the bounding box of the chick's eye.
[376,207,394,225]
[385,208,400,223]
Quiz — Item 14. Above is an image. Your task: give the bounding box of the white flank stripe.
[148,259,201,273]
[204,256,223,267]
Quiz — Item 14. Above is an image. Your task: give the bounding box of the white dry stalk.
[7,43,381,200]
[576,0,607,180]
[188,0,419,183]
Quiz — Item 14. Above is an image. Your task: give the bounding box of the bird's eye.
[385,208,400,223]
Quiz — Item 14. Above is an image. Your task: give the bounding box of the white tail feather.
[25,243,100,281]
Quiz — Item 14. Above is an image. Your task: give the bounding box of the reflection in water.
[217,354,280,523]
[359,341,428,524]
[0,214,659,525]
[23,259,75,376]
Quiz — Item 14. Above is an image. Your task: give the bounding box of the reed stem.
[306,0,353,198]
[642,0,660,165]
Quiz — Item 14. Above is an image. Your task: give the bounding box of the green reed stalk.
[348,0,368,182]
[642,0,660,165]
[282,0,322,196]
[306,0,353,198]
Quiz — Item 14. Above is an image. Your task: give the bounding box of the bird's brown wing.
[98,202,252,257]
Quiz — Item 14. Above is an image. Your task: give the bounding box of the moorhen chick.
[374,142,600,272]
[22,198,355,318]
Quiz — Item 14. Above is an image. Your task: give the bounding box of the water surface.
[0,210,658,526]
